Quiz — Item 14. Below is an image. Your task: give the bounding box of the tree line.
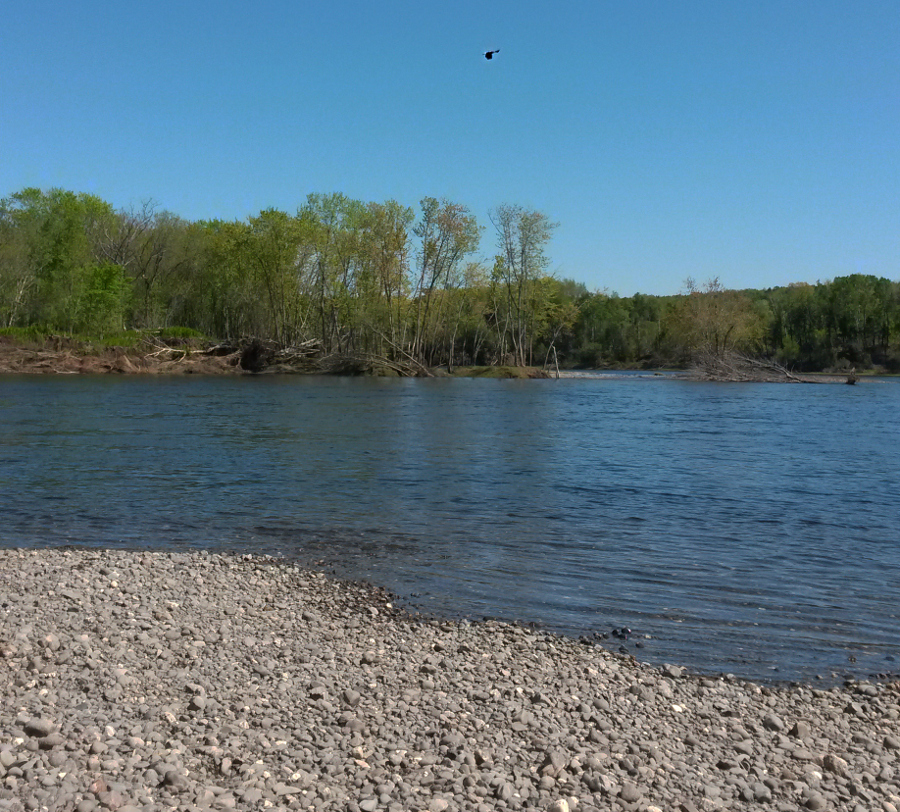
[1,187,898,373]
[568,275,900,373]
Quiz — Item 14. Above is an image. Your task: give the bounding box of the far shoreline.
[0,336,877,383]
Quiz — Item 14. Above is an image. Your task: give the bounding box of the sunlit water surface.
[1,373,898,684]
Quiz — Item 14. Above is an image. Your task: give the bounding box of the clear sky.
[2,1,898,296]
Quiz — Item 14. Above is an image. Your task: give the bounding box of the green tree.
[75,261,130,334]
[0,191,41,327]
[668,277,764,362]
[0,188,119,331]
[298,193,370,353]
[244,209,305,344]
[411,198,481,364]
[573,292,631,365]
[191,219,260,338]
[101,203,195,330]
[489,204,557,365]
[357,200,414,356]
[824,274,897,363]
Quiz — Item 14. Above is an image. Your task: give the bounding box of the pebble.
[23,719,54,738]
[1,547,899,812]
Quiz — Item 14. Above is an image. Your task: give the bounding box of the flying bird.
[484,49,500,60]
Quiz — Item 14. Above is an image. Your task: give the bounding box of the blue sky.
[2,1,898,296]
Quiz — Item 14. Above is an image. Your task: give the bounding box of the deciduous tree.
[489,204,557,365]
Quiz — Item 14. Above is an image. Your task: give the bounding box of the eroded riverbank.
[1,548,899,812]
[0,337,552,378]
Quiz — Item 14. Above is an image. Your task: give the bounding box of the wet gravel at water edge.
[1,548,899,812]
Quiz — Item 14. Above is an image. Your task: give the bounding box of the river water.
[1,372,898,684]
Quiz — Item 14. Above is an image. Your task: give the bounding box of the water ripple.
[1,373,898,683]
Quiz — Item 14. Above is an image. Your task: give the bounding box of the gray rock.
[1,548,898,812]
[734,739,754,755]
[619,783,643,802]
[703,783,721,799]
[37,733,64,750]
[763,713,785,731]
[23,719,54,738]
[790,721,812,739]
[752,781,773,802]
[823,754,849,776]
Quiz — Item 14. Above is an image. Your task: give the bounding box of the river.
[1,372,898,684]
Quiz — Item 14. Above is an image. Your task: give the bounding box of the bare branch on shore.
[689,350,854,384]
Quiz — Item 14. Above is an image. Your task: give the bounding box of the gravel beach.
[2,548,898,812]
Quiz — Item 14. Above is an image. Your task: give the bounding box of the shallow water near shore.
[1,372,898,684]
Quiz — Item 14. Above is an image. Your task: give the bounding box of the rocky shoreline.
[2,548,898,812]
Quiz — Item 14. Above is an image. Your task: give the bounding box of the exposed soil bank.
[0,337,883,382]
[0,337,239,376]
[0,338,553,378]
[2,548,898,812]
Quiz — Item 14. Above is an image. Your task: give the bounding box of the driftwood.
[690,351,805,382]
[317,352,433,377]
[689,351,856,384]
[142,337,192,362]
[198,337,323,373]
[270,339,323,368]
[214,338,432,376]
[141,334,427,376]
[352,324,437,377]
